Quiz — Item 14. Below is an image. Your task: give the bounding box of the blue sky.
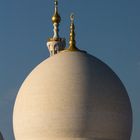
[0,0,140,139]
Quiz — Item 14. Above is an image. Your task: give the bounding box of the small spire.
[51,0,61,38]
[67,13,79,51]
[52,0,61,25]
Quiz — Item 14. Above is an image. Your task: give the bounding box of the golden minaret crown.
[47,0,66,56]
[52,0,61,24]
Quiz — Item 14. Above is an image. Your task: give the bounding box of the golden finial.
[52,0,61,24]
[67,13,79,51]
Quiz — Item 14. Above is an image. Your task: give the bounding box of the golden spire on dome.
[67,13,79,51]
[52,0,61,24]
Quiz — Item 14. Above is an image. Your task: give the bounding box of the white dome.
[13,51,132,140]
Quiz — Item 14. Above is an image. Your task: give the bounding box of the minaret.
[47,0,66,56]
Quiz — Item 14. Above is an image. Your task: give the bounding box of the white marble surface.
[13,51,132,140]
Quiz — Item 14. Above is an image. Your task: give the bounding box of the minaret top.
[52,0,61,25]
[47,0,66,56]
[49,0,61,39]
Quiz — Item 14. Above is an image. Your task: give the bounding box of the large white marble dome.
[13,51,132,140]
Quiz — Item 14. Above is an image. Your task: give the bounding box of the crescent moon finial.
[54,0,58,6]
[70,13,74,23]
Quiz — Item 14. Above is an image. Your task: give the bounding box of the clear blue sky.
[0,0,140,139]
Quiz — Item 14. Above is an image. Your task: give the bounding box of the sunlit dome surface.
[13,51,132,140]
